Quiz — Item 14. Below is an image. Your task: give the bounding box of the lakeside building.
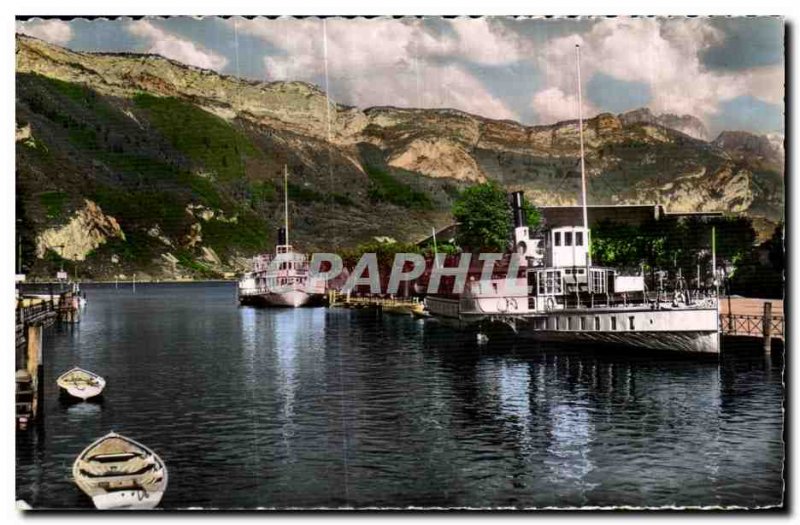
[417,204,725,246]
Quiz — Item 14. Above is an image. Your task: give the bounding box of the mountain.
[15,34,785,280]
[618,107,710,141]
[712,130,785,174]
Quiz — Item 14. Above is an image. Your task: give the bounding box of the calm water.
[16,283,784,509]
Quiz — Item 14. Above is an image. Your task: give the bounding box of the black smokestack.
[277,227,287,245]
[510,191,526,228]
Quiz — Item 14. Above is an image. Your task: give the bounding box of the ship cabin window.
[554,231,561,246]
[537,270,563,295]
[567,317,572,330]
[576,231,584,246]
[629,316,635,330]
[590,269,607,294]
[564,232,573,246]
[594,316,601,330]
[580,317,587,330]
[611,317,617,331]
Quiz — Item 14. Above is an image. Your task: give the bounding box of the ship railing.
[553,289,716,311]
[252,256,311,274]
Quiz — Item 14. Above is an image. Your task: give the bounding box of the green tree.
[768,223,785,273]
[452,182,540,252]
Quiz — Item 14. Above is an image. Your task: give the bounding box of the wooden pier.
[720,300,784,353]
[15,288,81,430]
[327,290,425,317]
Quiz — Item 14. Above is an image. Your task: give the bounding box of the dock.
[15,286,82,430]
[327,290,425,317]
[719,298,784,353]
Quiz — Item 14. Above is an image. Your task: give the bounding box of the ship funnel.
[510,191,526,228]
[277,227,287,246]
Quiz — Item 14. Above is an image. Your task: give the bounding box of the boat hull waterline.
[426,297,720,354]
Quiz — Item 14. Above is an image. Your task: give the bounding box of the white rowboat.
[56,367,106,400]
[72,432,168,510]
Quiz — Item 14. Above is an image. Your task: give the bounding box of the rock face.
[15,34,784,279]
[35,200,125,261]
[619,107,709,141]
[713,131,785,173]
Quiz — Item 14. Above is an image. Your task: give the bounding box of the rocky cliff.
[619,107,710,141]
[15,34,784,279]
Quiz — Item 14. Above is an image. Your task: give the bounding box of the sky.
[16,16,785,137]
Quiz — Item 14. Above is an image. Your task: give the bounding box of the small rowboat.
[73,432,168,510]
[56,367,106,401]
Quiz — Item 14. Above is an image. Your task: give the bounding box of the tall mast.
[575,44,591,266]
[431,226,439,268]
[284,164,290,246]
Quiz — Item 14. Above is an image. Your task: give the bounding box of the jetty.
[327,290,425,317]
[720,298,784,353]
[15,283,82,430]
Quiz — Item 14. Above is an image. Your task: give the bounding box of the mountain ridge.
[15,34,784,280]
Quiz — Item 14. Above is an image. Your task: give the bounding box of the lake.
[16,282,784,509]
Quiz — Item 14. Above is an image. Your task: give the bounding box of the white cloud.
[16,20,73,46]
[127,20,228,71]
[532,18,783,125]
[531,87,599,125]
[418,18,531,66]
[234,17,520,121]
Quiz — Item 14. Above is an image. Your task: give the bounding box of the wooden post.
[763,302,772,353]
[727,285,733,332]
[26,324,42,420]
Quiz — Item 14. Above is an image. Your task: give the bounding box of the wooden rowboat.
[72,432,168,510]
[56,367,106,400]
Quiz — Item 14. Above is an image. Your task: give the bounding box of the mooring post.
[763,302,772,353]
[26,324,43,421]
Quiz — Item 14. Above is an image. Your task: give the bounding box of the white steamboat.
[238,167,326,308]
[425,194,720,354]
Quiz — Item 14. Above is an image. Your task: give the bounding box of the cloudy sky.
[17,16,784,137]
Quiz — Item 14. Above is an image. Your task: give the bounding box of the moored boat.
[424,46,720,355]
[57,367,106,400]
[238,166,326,307]
[72,432,168,510]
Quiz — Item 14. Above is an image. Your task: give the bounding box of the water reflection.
[65,400,103,419]
[16,284,784,509]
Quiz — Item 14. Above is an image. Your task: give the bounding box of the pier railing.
[15,289,82,430]
[721,313,784,340]
[16,297,56,326]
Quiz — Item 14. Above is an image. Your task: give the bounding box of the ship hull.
[425,296,720,354]
[239,290,324,308]
[515,327,719,354]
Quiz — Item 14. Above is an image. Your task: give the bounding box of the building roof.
[414,205,727,246]
[539,204,724,228]
[539,204,662,228]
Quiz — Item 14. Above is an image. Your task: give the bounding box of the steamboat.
[424,191,721,354]
[425,45,720,354]
[238,167,326,307]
